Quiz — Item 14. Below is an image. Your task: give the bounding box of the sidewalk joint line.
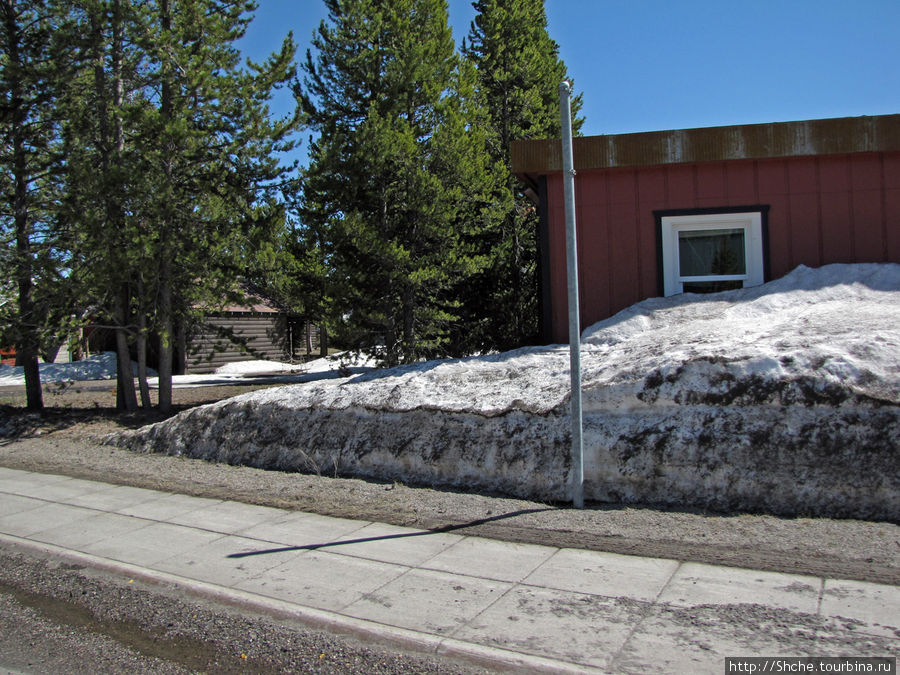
[607,559,684,672]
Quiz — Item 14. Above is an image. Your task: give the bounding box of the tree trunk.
[136,329,151,408]
[75,327,85,360]
[111,0,123,152]
[136,279,151,409]
[14,161,43,412]
[511,210,522,342]
[156,0,174,413]
[402,286,415,364]
[157,257,174,413]
[175,318,186,376]
[114,288,138,411]
[115,330,137,411]
[88,0,137,411]
[7,4,42,411]
[21,350,42,412]
[319,324,328,358]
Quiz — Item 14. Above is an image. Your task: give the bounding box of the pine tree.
[140,0,301,410]
[300,0,504,365]
[63,0,152,410]
[63,0,301,411]
[1,0,81,410]
[243,200,331,355]
[463,0,583,349]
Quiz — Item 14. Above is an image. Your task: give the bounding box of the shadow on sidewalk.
[226,507,553,559]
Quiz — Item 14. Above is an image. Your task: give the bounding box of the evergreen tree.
[63,0,153,410]
[300,0,504,365]
[3,0,300,411]
[244,200,331,356]
[1,0,81,410]
[463,0,582,349]
[64,0,301,411]
[141,0,301,410]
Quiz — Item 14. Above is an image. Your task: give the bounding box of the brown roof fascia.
[510,114,900,177]
[217,303,279,314]
[193,294,280,315]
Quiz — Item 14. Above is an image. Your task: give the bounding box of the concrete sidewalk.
[0,467,897,673]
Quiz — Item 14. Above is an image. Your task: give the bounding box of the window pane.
[678,228,746,277]
[682,280,744,294]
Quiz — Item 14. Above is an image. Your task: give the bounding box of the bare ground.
[1,381,898,587]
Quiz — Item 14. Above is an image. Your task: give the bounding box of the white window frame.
[660,211,765,296]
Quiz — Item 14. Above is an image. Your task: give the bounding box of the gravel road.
[0,547,485,674]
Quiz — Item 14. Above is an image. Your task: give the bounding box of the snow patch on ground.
[116,264,900,518]
[213,359,307,375]
[0,351,377,389]
[242,345,572,416]
[165,352,379,388]
[212,351,378,375]
[0,352,156,386]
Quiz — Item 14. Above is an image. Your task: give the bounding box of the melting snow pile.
[116,264,900,519]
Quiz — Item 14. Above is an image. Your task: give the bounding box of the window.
[659,210,766,296]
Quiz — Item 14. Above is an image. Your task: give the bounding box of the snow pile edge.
[121,401,571,501]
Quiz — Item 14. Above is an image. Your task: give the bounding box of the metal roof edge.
[510,114,900,174]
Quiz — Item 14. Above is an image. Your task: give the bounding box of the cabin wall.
[187,314,319,374]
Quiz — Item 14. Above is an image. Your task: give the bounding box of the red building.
[511,114,900,343]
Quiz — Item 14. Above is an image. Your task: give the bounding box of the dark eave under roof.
[510,114,900,184]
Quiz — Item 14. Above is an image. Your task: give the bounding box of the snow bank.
[575,264,899,519]
[213,351,379,376]
[146,352,381,388]
[115,264,900,519]
[213,360,306,375]
[0,352,156,386]
[0,351,379,389]
[580,262,898,407]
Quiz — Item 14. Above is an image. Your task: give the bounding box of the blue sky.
[238,0,900,159]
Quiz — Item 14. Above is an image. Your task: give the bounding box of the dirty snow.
[116,264,900,518]
[231,263,899,415]
[579,262,899,409]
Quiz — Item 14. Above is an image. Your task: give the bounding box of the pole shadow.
[226,507,553,559]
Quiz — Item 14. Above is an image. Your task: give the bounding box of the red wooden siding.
[887,153,900,259]
[545,151,900,343]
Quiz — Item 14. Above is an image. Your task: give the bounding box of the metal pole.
[559,81,584,509]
